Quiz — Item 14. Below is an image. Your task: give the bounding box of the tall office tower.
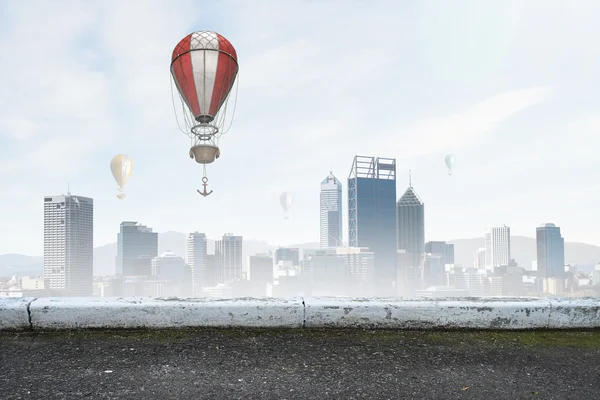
[215,233,243,283]
[484,225,511,270]
[116,222,158,277]
[396,174,425,270]
[205,254,218,287]
[304,247,375,296]
[421,254,445,288]
[473,248,486,269]
[249,254,274,284]
[151,251,189,296]
[187,232,207,295]
[424,241,455,265]
[274,247,300,267]
[320,171,343,248]
[348,156,397,292]
[484,232,492,269]
[43,193,94,296]
[536,223,565,279]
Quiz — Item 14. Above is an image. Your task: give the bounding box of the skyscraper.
[215,233,243,283]
[249,254,274,284]
[187,232,207,295]
[484,225,511,270]
[536,223,565,279]
[425,241,454,265]
[116,222,158,277]
[274,247,300,267]
[473,248,486,269]
[348,156,397,291]
[151,251,188,296]
[396,176,425,270]
[43,193,94,296]
[320,171,343,248]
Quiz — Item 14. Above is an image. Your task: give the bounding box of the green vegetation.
[2,328,600,349]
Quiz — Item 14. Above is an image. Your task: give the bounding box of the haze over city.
[1,0,600,256]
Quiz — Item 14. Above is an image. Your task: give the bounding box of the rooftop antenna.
[408,170,412,187]
[67,181,71,196]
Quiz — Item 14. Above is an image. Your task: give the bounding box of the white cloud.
[0,0,599,254]
[367,86,553,159]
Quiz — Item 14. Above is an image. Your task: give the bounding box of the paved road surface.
[1,329,599,399]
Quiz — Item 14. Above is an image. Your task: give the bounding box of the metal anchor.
[197,176,213,197]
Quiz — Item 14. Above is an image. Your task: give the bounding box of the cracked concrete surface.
[1,297,599,330]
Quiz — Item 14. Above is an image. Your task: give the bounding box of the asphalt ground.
[1,329,599,399]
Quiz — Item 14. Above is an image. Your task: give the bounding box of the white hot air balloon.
[279,192,293,219]
[110,154,133,199]
[445,154,456,176]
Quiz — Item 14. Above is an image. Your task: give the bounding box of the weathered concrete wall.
[0,297,32,330]
[29,297,304,329]
[304,297,552,329]
[0,296,599,331]
[547,297,600,329]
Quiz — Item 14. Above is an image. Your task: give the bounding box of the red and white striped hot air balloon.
[170,30,240,196]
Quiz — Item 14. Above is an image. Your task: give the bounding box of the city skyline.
[29,178,589,298]
[3,1,600,255]
[9,179,590,262]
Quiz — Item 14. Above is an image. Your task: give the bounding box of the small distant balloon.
[110,154,133,200]
[445,154,456,176]
[279,192,293,219]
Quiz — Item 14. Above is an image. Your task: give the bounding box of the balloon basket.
[189,144,220,164]
[117,186,126,200]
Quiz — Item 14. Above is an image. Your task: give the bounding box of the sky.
[1,0,600,255]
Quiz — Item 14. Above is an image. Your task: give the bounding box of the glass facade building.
[116,222,158,277]
[536,223,565,279]
[320,171,343,248]
[348,156,397,289]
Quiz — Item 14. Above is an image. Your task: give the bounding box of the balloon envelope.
[445,154,456,170]
[110,154,133,186]
[171,31,239,123]
[280,192,293,213]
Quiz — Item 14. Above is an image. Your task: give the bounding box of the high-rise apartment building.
[320,171,343,248]
[43,193,94,296]
[484,225,511,270]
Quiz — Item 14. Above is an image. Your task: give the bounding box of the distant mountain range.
[1,233,599,277]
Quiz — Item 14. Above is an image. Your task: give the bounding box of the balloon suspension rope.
[197,164,213,197]
[117,185,126,200]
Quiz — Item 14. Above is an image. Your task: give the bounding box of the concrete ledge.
[1,297,599,331]
[0,297,32,330]
[29,297,304,330]
[304,297,553,329]
[547,297,600,329]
